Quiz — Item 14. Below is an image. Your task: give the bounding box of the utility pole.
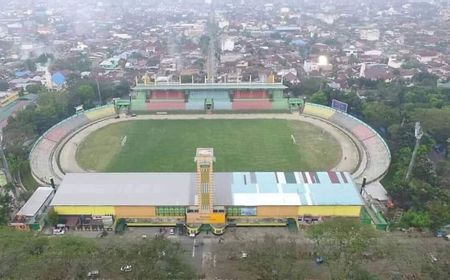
[96,77,102,106]
[405,122,423,182]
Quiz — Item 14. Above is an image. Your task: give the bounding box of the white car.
[53,228,65,235]
[169,228,175,235]
[120,265,132,272]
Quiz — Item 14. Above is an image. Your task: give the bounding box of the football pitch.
[76,119,341,172]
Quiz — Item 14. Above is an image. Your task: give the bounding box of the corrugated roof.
[230,172,364,206]
[133,82,287,91]
[51,172,363,208]
[17,187,54,217]
[51,173,196,206]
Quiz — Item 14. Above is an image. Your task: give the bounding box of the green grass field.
[76,119,341,172]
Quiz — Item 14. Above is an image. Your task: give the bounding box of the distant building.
[360,63,393,81]
[221,37,235,52]
[100,57,121,69]
[50,72,66,90]
[388,55,403,69]
[416,51,439,63]
[283,72,300,84]
[303,58,332,74]
[343,46,362,57]
[359,29,380,41]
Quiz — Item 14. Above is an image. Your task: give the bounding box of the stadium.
[24,81,391,233]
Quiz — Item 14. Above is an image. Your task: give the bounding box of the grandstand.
[302,103,391,184]
[29,105,117,185]
[85,106,116,121]
[50,148,364,233]
[131,82,287,112]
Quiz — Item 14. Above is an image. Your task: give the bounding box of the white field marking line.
[121,135,127,147]
[291,134,297,144]
[213,254,216,268]
[192,238,196,257]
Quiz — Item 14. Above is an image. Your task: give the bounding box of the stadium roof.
[51,172,363,207]
[132,82,287,91]
[51,173,196,206]
[229,172,364,206]
[17,187,54,217]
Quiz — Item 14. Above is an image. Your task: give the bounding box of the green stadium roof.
[132,82,287,91]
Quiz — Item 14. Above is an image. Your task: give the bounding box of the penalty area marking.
[121,135,127,147]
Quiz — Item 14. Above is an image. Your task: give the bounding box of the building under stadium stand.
[129,81,305,112]
[50,148,364,234]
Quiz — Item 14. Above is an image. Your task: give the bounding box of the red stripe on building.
[301,172,309,184]
[328,171,340,184]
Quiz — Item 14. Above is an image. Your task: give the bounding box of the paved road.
[0,94,37,129]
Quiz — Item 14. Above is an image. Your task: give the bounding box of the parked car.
[120,265,132,272]
[87,270,99,278]
[52,228,65,235]
[169,228,175,235]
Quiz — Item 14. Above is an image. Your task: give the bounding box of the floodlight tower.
[405,122,423,182]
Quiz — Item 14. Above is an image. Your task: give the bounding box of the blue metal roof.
[51,72,66,86]
[229,171,364,206]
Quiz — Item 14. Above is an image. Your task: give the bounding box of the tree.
[35,53,53,64]
[0,193,12,225]
[400,210,431,229]
[307,218,379,280]
[0,80,9,91]
[239,235,308,280]
[180,75,193,83]
[25,59,37,72]
[298,78,324,96]
[114,79,130,97]
[426,200,450,231]
[412,108,450,143]
[310,90,328,105]
[47,208,59,226]
[412,72,438,87]
[362,102,399,129]
[25,84,44,94]
[76,84,96,108]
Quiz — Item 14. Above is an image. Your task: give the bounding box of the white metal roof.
[17,187,54,217]
[51,173,196,206]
